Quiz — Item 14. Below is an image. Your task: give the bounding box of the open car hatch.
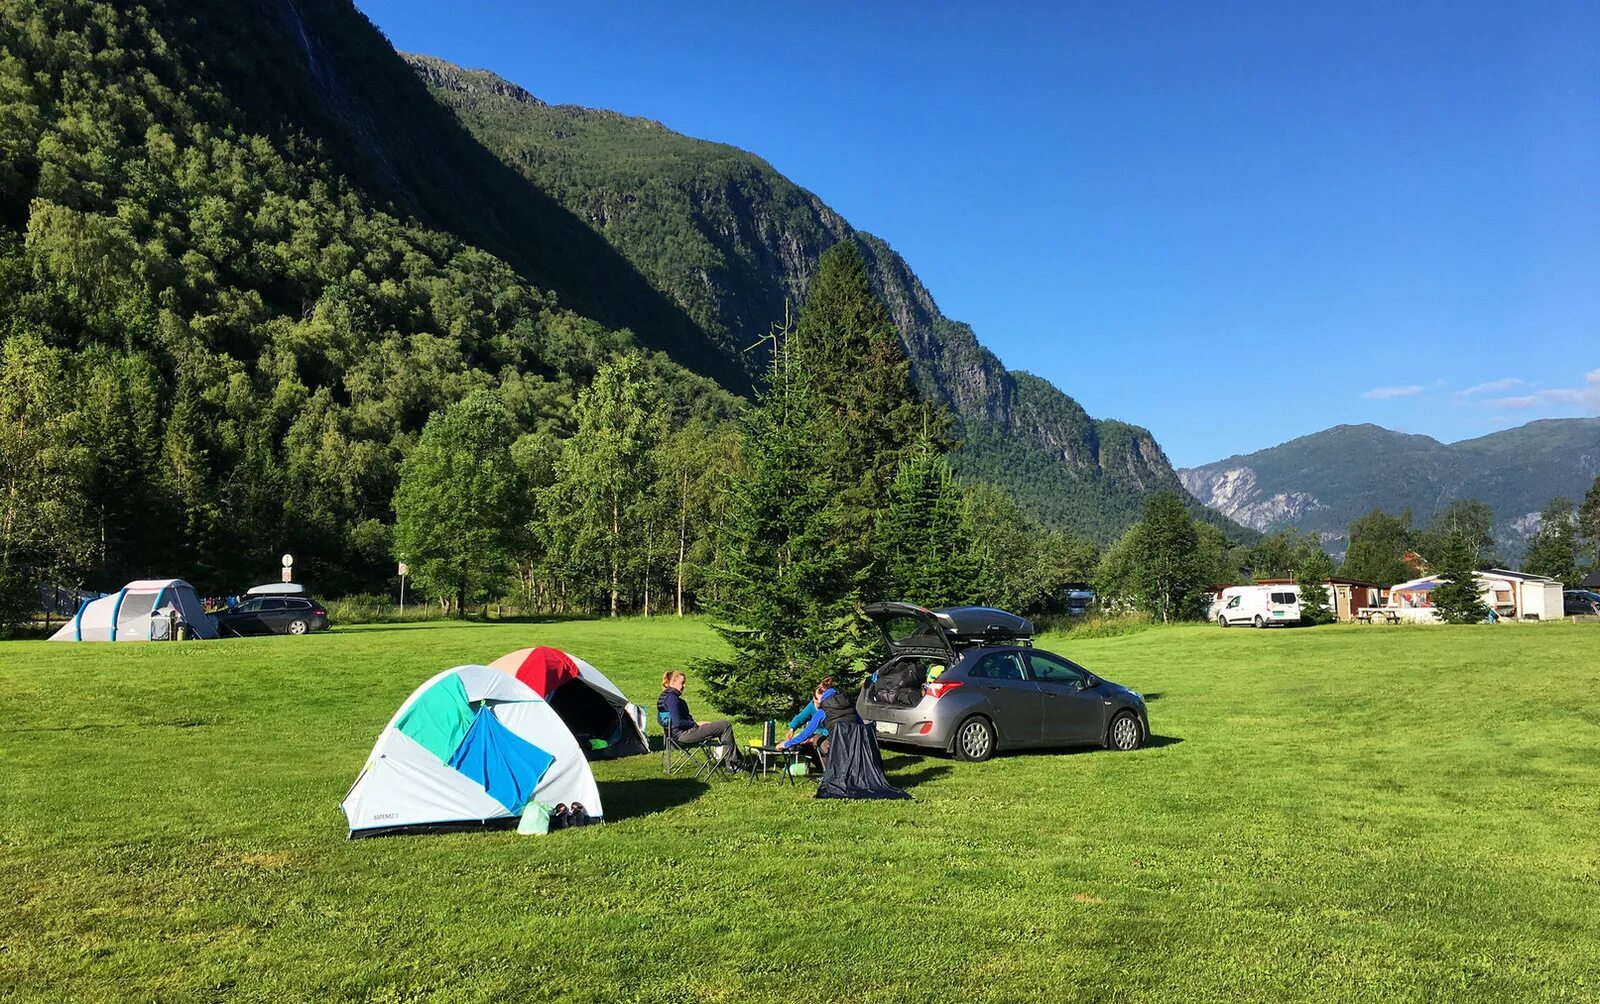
[864,602,1033,657]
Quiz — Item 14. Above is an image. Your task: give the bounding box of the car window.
[288,598,312,609]
[261,598,288,611]
[969,652,1026,681]
[235,599,261,612]
[1226,596,1240,609]
[1027,652,1088,684]
[1270,592,1297,605]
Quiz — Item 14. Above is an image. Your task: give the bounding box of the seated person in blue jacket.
[658,671,743,763]
[781,677,835,749]
[781,678,859,763]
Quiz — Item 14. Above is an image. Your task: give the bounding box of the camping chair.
[658,712,733,782]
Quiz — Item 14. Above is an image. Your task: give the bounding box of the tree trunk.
[609,492,619,618]
[677,470,688,617]
[643,515,653,618]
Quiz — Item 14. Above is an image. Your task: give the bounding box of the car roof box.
[933,606,1033,644]
[864,602,1032,657]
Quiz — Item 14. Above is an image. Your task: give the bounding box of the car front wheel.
[1107,711,1143,751]
[1217,614,1228,627]
[287,619,309,636]
[953,716,997,762]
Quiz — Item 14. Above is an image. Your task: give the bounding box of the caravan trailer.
[1210,585,1302,628]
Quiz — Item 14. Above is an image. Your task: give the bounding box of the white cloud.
[1455,377,1523,397]
[1363,385,1424,400]
[1539,388,1585,403]
[1529,369,1600,411]
[1490,395,1540,409]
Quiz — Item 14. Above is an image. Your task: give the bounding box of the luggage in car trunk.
[867,658,935,707]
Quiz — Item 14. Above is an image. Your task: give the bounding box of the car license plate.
[874,720,896,735]
[1273,611,1285,617]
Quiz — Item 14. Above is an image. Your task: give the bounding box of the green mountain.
[0,0,736,592]
[1178,419,1600,558]
[405,54,1228,542]
[1,0,1240,607]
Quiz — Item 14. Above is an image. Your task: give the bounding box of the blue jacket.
[782,689,836,747]
[657,688,695,734]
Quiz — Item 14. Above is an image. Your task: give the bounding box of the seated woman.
[780,678,861,766]
[657,671,744,767]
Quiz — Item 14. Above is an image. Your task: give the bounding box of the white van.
[1210,585,1301,628]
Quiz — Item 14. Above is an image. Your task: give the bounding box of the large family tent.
[342,664,602,838]
[49,579,217,641]
[487,647,648,759]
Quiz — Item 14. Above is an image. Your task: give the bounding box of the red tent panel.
[510,646,580,698]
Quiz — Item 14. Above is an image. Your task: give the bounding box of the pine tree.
[1295,546,1336,624]
[876,436,976,608]
[1430,531,1490,624]
[792,242,925,569]
[1132,491,1205,623]
[1522,497,1579,586]
[696,330,853,718]
[393,391,524,615]
[1577,475,1600,574]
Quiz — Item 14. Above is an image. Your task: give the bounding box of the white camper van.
[1211,585,1302,628]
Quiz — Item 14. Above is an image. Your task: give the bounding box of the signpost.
[281,553,293,584]
[398,560,409,613]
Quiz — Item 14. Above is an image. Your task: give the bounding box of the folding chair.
[659,712,733,782]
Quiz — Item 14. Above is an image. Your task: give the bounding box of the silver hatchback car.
[856,602,1150,762]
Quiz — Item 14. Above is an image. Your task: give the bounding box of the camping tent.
[341,664,602,838]
[488,647,649,759]
[49,579,217,641]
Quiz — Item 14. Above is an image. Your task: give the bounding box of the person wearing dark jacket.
[658,671,743,765]
[781,680,861,768]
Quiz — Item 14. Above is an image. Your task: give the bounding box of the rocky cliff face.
[1179,419,1600,559]
[408,54,1217,539]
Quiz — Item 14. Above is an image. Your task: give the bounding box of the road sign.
[281,553,294,568]
[398,561,409,577]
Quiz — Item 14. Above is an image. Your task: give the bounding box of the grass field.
[3,619,1598,1002]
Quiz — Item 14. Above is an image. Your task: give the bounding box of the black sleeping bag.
[816,720,912,800]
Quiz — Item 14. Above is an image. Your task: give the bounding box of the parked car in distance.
[1210,584,1302,627]
[214,595,329,636]
[855,602,1149,762]
[1564,590,1600,617]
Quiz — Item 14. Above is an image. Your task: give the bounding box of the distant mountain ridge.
[1178,419,1600,558]
[405,53,1236,542]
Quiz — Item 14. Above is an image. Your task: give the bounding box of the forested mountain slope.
[407,54,1231,542]
[0,0,733,593]
[1178,419,1600,557]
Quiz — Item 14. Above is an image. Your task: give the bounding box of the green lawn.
[2,619,1597,1002]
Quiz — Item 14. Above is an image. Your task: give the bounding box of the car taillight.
[313,608,325,616]
[913,721,934,734]
[922,680,963,699]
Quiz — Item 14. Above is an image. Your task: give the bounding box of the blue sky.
[356,0,1599,467]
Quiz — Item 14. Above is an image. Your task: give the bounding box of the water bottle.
[762,719,775,748]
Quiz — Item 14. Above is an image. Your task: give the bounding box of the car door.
[1222,595,1242,623]
[966,651,1042,746]
[257,598,290,633]
[1027,651,1105,745]
[226,598,264,635]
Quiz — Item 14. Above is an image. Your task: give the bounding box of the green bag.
[518,801,554,835]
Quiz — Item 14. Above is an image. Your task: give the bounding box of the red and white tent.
[487,647,648,760]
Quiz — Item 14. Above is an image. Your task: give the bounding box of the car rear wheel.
[1107,711,1143,751]
[1252,615,1265,628]
[953,716,996,762]
[287,619,309,636]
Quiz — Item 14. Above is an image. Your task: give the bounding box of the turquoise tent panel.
[448,709,556,814]
[395,674,475,762]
